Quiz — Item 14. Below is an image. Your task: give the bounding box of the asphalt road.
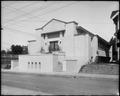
[1,72,118,95]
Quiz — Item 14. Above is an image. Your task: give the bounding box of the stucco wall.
[62,22,77,57]
[28,41,41,55]
[65,60,77,73]
[74,35,90,73]
[52,53,65,72]
[74,35,86,58]
[52,54,59,72]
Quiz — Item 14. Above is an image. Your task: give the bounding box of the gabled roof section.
[36,18,67,30]
[96,35,110,47]
[76,26,109,46]
[35,18,78,30]
[77,26,95,37]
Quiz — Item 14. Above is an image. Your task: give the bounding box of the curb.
[2,69,119,80]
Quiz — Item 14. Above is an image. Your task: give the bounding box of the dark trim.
[67,21,78,25]
[41,30,65,35]
[28,40,36,42]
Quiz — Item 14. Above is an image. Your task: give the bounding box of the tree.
[1,50,7,55]
[11,45,23,54]
[10,45,28,55]
[6,49,12,54]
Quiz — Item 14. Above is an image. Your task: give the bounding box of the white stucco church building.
[11,19,110,73]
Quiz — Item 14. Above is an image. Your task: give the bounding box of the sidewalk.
[1,85,52,95]
[2,69,119,80]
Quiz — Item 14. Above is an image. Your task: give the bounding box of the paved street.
[1,85,52,95]
[1,72,119,95]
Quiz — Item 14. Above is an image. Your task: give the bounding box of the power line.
[4,2,77,25]
[26,2,77,20]
[4,6,49,22]
[4,2,54,24]
[3,19,48,29]
[3,26,37,37]
[3,1,40,15]
[3,4,33,15]
[16,2,78,22]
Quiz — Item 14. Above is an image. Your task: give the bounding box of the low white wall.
[11,60,19,70]
[18,54,53,72]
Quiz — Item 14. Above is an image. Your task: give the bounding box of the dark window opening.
[49,41,60,52]
[39,62,41,69]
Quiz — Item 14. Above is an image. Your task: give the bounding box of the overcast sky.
[1,1,119,50]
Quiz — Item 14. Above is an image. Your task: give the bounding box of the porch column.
[44,34,49,53]
[85,34,91,62]
[92,36,98,62]
[59,32,63,51]
[109,46,113,62]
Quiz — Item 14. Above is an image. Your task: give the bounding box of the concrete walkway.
[2,69,119,80]
[1,85,52,95]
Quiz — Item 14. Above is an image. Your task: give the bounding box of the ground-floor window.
[35,62,37,68]
[39,62,41,69]
[28,62,41,69]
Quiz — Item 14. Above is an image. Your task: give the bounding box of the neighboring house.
[15,19,110,73]
[110,10,119,62]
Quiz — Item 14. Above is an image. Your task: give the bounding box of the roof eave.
[77,26,95,36]
[35,18,67,30]
[95,35,110,46]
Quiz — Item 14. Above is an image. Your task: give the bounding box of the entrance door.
[49,41,59,52]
